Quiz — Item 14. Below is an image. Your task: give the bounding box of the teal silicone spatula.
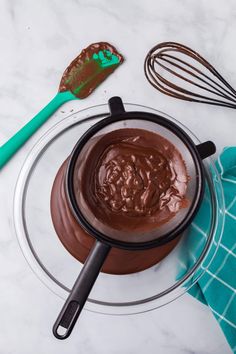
[0,42,124,169]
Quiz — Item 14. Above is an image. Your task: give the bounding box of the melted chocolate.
[74,129,189,238]
[59,42,124,99]
[50,128,188,274]
[96,139,181,216]
[50,160,181,274]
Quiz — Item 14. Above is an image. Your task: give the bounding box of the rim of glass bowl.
[13,102,225,315]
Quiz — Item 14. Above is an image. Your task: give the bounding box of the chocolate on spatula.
[59,42,124,98]
[0,42,124,168]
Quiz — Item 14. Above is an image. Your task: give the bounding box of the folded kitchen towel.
[178,147,236,352]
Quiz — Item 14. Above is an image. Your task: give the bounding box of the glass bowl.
[13,102,225,315]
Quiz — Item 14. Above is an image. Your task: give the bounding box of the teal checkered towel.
[189,147,236,352]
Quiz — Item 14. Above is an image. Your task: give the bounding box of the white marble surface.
[0,0,235,353]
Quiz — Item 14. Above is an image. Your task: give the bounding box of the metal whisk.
[144,41,236,109]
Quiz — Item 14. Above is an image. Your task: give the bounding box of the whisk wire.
[149,62,236,107]
[150,56,235,105]
[156,52,236,102]
[155,55,236,103]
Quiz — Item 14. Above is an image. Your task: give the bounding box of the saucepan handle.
[108,96,125,115]
[196,141,216,160]
[53,241,111,340]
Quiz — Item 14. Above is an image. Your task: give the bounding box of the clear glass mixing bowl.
[13,102,225,315]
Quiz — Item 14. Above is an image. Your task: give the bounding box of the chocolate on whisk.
[144,41,236,108]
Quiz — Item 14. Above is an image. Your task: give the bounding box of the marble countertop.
[0,0,235,353]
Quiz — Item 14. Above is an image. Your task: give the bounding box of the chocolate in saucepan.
[51,128,188,274]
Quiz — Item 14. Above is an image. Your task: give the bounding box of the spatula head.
[59,42,124,99]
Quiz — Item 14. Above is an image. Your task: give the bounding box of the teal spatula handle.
[0,91,76,169]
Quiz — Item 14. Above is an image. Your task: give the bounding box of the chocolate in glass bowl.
[51,127,189,274]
